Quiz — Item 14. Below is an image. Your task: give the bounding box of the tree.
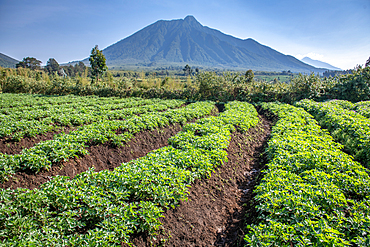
[366,57,370,67]
[183,64,193,76]
[16,57,42,70]
[89,45,107,82]
[73,62,87,77]
[245,69,254,83]
[45,58,60,75]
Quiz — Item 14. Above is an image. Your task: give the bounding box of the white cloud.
[296,52,324,61]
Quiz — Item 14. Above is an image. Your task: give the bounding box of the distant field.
[254,74,293,83]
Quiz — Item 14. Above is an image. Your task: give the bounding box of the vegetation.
[0,55,369,245]
[0,100,258,246]
[1,63,368,104]
[44,58,61,76]
[89,45,107,83]
[183,64,193,76]
[296,99,370,168]
[0,96,206,181]
[246,102,370,246]
[15,57,42,70]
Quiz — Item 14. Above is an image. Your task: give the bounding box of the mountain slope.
[0,53,19,68]
[301,57,341,70]
[100,16,324,72]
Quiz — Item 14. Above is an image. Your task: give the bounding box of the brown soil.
[0,104,187,155]
[0,124,184,190]
[1,109,272,247]
[130,115,272,247]
[0,127,75,155]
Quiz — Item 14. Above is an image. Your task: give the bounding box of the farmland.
[0,93,263,246]
[1,88,370,246]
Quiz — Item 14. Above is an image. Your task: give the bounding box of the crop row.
[0,101,259,246]
[310,99,370,119]
[245,102,370,246]
[0,93,86,109]
[0,97,155,120]
[354,101,370,118]
[0,93,143,110]
[0,98,184,141]
[295,99,370,168]
[0,101,215,182]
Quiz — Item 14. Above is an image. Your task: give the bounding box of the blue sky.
[0,0,369,69]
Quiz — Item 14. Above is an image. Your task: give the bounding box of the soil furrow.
[0,104,187,155]
[0,127,75,155]
[130,114,272,247]
[0,123,184,190]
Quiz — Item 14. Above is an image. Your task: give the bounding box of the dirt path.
[130,114,272,247]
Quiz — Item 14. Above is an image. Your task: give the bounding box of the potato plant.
[0,101,215,182]
[0,93,184,140]
[0,101,259,246]
[296,99,370,168]
[353,101,370,118]
[245,102,370,246]
[310,99,370,119]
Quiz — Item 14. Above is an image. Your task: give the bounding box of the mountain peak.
[101,16,325,72]
[301,57,341,70]
[183,15,202,28]
[184,15,196,22]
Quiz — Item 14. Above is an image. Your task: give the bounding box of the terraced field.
[0,94,369,246]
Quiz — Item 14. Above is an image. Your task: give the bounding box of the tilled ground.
[130,115,272,247]
[0,127,75,155]
[0,112,272,247]
[0,123,184,190]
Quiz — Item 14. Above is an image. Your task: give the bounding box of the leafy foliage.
[44,58,60,75]
[0,101,259,246]
[15,57,42,70]
[0,94,177,141]
[0,100,212,181]
[2,65,369,104]
[296,99,370,168]
[329,66,370,102]
[89,45,107,83]
[245,102,370,246]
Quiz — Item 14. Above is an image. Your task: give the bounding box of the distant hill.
[86,16,324,73]
[301,57,341,70]
[0,53,19,68]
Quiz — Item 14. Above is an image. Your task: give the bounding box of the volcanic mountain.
[301,57,341,70]
[0,53,19,68]
[97,16,324,72]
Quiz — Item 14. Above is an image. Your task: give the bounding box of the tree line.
[15,45,107,82]
[16,57,88,78]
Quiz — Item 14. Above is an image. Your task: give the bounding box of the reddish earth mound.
[130,115,272,247]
